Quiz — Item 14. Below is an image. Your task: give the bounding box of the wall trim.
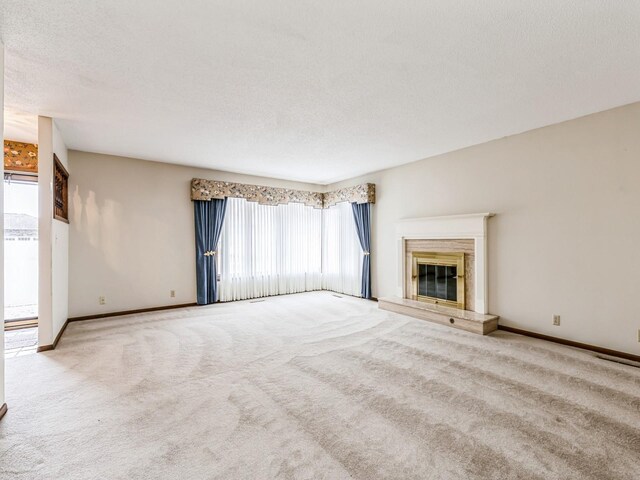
[42,295,374,352]
[37,303,197,352]
[37,318,70,352]
[498,325,640,363]
[0,403,7,421]
[53,320,69,348]
[67,302,198,322]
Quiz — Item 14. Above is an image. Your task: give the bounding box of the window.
[4,174,39,321]
[322,202,362,296]
[218,198,322,301]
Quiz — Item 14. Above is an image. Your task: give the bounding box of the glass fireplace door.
[412,252,465,309]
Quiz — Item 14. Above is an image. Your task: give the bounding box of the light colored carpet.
[1,292,639,480]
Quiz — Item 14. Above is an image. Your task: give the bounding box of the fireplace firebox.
[411,252,465,309]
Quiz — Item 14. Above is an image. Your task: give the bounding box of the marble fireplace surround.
[396,213,494,314]
[405,239,475,312]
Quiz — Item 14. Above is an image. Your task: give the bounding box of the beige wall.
[52,122,70,340]
[38,117,70,346]
[68,152,323,317]
[328,102,640,356]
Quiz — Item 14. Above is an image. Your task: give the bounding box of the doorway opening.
[4,171,38,331]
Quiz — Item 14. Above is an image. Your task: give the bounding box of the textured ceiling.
[4,109,37,144]
[1,1,640,184]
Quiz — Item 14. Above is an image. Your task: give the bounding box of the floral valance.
[323,183,376,208]
[191,178,375,209]
[191,178,324,208]
[4,140,38,173]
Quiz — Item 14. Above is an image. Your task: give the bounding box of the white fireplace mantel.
[396,213,494,314]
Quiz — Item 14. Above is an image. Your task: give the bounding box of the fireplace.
[380,213,498,334]
[411,252,465,309]
[395,213,493,314]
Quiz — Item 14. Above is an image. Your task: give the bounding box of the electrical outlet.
[170,290,176,298]
[99,296,106,305]
[553,314,561,326]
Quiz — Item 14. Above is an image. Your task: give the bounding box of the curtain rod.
[4,171,39,183]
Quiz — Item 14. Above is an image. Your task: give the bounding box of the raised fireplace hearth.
[378,296,498,335]
[379,213,499,335]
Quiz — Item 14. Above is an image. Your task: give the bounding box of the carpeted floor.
[1,291,639,479]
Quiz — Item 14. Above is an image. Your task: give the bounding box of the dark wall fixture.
[53,154,69,223]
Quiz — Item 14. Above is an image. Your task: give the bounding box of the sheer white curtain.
[322,201,362,296]
[218,198,323,301]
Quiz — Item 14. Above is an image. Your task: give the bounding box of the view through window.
[4,176,38,321]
